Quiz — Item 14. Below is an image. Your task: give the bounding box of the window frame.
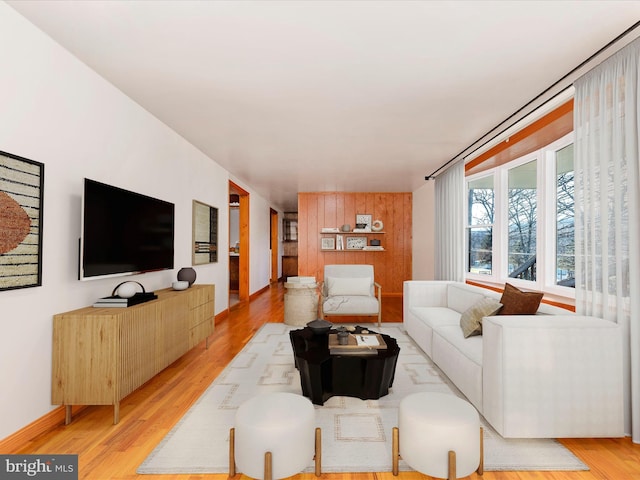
[465,132,575,299]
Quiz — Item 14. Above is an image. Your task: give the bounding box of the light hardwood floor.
[4,283,640,479]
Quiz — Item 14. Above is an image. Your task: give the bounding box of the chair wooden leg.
[448,450,456,480]
[314,427,322,476]
[392,427,399,475]
[477,427,484,476]
[228,428,236,477]
[264,451,272,480]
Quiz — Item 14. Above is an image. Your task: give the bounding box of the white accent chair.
[320,264,381,327]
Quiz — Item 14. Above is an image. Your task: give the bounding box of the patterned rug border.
[138,322,589,474]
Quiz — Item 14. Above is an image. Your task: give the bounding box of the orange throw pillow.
[498,283,543,315]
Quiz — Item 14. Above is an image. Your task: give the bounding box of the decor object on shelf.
[93,281,158,308]
[192,199,218,265]
[370,239,381,246]
[356,214,372,230]
[341,224,351,232]
[172,281,189,291]
[320,264,381,327]
[371,219,384,232]
[114,281,143,298]
[0,150,44,291]
[177,267,197,286]
[321,237,335,250]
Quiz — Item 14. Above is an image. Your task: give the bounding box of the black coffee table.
[290,325,400,405]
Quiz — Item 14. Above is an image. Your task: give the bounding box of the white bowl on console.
[172,280,189,291]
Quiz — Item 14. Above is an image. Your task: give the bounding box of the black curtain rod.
[425,20,640,181]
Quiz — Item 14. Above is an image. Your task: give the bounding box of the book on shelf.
[92,292,158,308]
[95,296,129,303]
[92,302,129,308]
[362,245,384,251]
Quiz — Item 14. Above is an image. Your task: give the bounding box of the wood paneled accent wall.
[297,192,412,295]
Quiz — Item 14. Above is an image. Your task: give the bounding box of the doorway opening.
[229,181,249,308]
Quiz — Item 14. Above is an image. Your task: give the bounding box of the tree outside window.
[467,176,494,275]
[508,160,537,281]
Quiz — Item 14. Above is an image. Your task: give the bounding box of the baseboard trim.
[0,405,86,453]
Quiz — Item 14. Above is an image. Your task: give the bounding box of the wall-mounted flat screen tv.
[80,178,175,280]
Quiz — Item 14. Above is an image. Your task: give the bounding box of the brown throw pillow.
[460,297,503,338]
[498,283,543,315]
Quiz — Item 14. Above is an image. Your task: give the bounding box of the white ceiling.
[7,1,640,211]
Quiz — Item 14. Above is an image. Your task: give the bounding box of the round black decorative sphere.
[177,267,196,286]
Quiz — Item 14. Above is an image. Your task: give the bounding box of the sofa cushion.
[447,284,488,313]
[326,276,371,296]
[323,295,378,314]
[410,306,461,329]
[434,325,483,366]
[498,283,543,315]
[460,297,503,338]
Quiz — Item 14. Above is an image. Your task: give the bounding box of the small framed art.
[356,214,372,230]
[321,237,336,250]
[346,237,366,250]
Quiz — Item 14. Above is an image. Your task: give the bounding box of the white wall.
[0,4,275,440]
[412,181,436,280]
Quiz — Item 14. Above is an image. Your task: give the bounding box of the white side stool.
[229,392,321,480]
[392,392,483,479]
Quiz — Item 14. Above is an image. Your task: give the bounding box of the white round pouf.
[234,392,316,479]
[398,392,481,479]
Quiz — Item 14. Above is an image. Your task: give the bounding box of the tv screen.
[80,178,175,280]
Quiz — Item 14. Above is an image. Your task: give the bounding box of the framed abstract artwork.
[192,199,218,265]
[0,151,44,291]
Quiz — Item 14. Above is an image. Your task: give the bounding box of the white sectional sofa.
[403,280,624,438]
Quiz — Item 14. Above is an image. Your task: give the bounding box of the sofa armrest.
[482,315,624,438]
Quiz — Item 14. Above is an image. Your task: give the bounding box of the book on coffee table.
[328,333,387,355]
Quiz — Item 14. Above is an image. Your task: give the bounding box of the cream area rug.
[137,323,588,474]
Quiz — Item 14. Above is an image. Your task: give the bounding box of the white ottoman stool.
[392,392,483,479]
[229,392,321,480]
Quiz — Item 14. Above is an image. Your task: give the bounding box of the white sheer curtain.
[434,160,465,282]
[574,37,640,443]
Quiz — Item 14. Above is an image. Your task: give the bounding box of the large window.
[554,144,575,287]
[467,176,494,275]
[465,133,574,296]
[508,160,537,281]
